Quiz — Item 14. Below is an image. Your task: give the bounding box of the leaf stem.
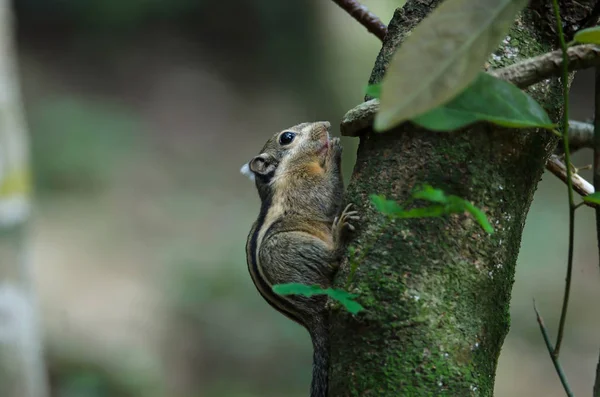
[551,0,576,359]
[592,64,600,397]
[533,300,574,397]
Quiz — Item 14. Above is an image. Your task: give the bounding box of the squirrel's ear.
[249,153,276,177]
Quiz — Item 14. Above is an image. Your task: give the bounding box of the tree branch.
[330,0,388,41]
[565,120,594,153]
[0,1,50,396]
[550,0,575,358]
[595,354,600,397]
[593,64,600,397]
[533,301,574,397]
[341,45,600,138]
[490,44,600,88]
[546,154,595,203]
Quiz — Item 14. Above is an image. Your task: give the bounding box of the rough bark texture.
[328,1,587,396]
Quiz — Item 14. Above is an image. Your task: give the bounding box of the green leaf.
[375,0,529,131]
[574,26,600,44]
[273,283,364,314]
[397,205,448,219]
[412,185,448,204]
[272,283,323,296]
[370,194,403,216]
[370,186,494,233]
[412,73,555,131]
[365,84,381,99]
[583,192,600,204]
[462,200,494,233]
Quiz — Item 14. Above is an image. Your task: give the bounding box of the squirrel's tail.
[310,319,330,397]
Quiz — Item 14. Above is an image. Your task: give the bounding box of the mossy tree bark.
[328,1,595,395]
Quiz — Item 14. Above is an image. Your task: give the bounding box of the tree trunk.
[329,1,593,395]
[0,1,49,396]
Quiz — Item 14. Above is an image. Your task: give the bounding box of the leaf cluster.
[272,283,364,314]
[368,0,557,133]
[370,185,494,234]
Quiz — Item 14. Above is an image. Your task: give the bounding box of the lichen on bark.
[327,1,583,396]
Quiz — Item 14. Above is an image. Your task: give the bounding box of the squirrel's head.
[240,122,331,195]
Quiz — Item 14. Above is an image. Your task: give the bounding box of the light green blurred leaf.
[273,283,364,314]
[365,84,381,99]
[0,169,31,197]
[370,186,494,234]
[412,185,448,204]
[375,0,529,131]
[396,205,448,219]
[583,192,600,204]
[31,97,141,192]
[370,194,403,216]
[462,201,494,233]
[574,26,600,44]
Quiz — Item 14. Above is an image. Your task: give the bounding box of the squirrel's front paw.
[332,204,359,245]
[327,137,343,165]
[330,137,342,154]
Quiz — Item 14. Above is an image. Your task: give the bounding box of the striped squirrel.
[241,121,358,397]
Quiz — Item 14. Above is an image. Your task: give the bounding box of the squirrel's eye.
[279,131,296,145]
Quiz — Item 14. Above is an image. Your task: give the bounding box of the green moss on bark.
[327,2,580,396]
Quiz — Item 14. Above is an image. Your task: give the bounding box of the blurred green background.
[10,0,599,396]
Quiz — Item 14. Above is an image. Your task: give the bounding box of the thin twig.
[594,354,600,397]
[330,0,388,41]
[533,300,575,397]
[565,120,594,153]
[594,69,600,267]
[546,155,596,203]
[593,65,600,397]
[490,44,600,88]
[551,0,575,359]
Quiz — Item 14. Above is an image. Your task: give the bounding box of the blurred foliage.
[163,254,313,396]
[14,1,327,109]
[46,340,163,397]
[49,360,144,397]
[15,0,200,29]
[29,97,141,194]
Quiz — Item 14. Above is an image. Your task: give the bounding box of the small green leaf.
[370,194,403,216]
[365,84,381,99]
[574,26,600,44]
[273,283,364,314]
[272,283,323,296]
[396,205,447,219]
[370,187,493,233]
[583,192,600,204]
[412,185,448,204]
[327,289,364,314]
[334,297,364,315]
[375,0,529,131]
[412,73,556,132]
[462,201,494,233]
